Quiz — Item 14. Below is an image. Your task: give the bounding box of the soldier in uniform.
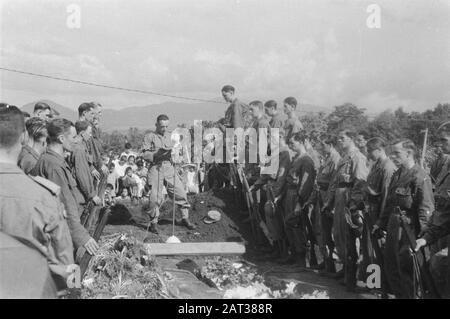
[78,102,108,180]
[416,123,450,298]
[360,137,396,292]
[264,100,285,129]
[281,132,316,267]
[315,134,341,273]
[379,139,434,299]
[283,97,303,142]
[142,114,195,234]
[0,104,74,291]
[429,142,450,184]
[323,129,369,290]
[17,117,47,175]
[221,85,251,130]
[69,121,102,206]
[33,118,99,258]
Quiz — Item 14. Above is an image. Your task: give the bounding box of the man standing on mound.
[142,114,196,234]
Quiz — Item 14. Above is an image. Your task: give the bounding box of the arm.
[47,168,91,248]
[349,153,369,208]
[232,102,244,129]
[72,149,96,201]
[422,210,450,244]
[142,134,157,162]
[298,159,316,205]
[379,163,396,219]
[415,174,434,232]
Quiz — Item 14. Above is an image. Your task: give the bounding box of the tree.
[326,103,369,134]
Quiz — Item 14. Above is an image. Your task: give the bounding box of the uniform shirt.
[286,153,317,204]
[379,164,434,232]
[69,140,96,202]
[430,153,450,183]
[269,112,286,129]
[317,148,341,191]
[365,157,397,218]
[328,146,369,207]
[142,131,174,164]
[17,145,39,175]
[423,161,450,244]
[252,115,271,130]
[284,117,303,141]
[0,162,74,278]
[86,126,104,171]
[32,149,90,248]
[223,98,250,129]
[253,145,291,198]
[307,147,321,172]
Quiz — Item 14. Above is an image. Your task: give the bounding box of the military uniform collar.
[0,162,24,174]
[45,148,66,163]
[23,144,39,159]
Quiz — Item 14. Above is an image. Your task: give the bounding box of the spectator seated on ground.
[115,187,132,204]
[120,142,136,161]
[127,155,138,172]
[106,162,120,194]
[121,167,144,198]
[135,160,148,179]
[104,183,116,205]
[114,155,129,178]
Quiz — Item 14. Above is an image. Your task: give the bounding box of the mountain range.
[22,100,330,132]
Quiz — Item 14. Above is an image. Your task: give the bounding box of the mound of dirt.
[102,189,251,244]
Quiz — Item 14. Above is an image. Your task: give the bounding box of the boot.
[297,253,307,268]
[181,218,196,230]
[308,247,318,268]
[149,223,159,234]
[325,257,336,273]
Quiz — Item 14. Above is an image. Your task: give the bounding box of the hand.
[91,169,101,180]
[372,224,379,235]
[84,238,99,256]
[101,164,109,175]
[92,195,101,206]
[274,196,282,205]
[415,238,427,252]
[294,202,302,216]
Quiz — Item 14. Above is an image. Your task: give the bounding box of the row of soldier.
[219,85,450,298]
[0,102,109,296]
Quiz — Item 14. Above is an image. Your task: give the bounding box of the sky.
[0,0,449,114]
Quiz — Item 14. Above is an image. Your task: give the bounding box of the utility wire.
[0,66,226,104]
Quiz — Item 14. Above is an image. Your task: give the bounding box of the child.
[104,183,116,205]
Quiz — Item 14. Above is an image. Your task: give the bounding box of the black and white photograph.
[1,0,450,302]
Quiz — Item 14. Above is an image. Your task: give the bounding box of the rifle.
[239,166,274,245]
[302,197,318,267]
[79,206,112,278]
[396,207,440,299]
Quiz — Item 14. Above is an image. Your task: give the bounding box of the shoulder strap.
[30,175,61,196]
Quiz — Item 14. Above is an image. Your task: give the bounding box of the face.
[355,135,367,149]
[367,145,381,162]
[126,170,132,177]
[321,142,331,155]
[61,126,77,152]
[156,119,169,135]
[390,142,410,167]
[128,157,135,164]
[288,138,302,153]
[337,132,353,150]
[83,108,96,123]
[81,126,92,140]
[283,103,294,115]
[122,188,128,197]
[249,105,261,119]
[37,109,51,121]
[265,106,276,117]
[438,132,450,155]
[222,90,234,103]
